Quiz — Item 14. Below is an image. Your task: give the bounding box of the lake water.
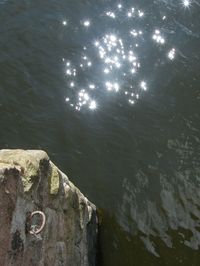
[0,0,200,265]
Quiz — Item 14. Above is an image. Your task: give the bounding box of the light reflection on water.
[62,3,179,111]
[182,0,191,8]
[119,167,200,257]
[59,0,199,261]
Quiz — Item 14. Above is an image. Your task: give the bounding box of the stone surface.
[0,149,98,266]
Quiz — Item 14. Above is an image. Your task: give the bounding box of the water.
[0,0,200,265]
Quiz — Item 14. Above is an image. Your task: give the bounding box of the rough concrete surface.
[0,149,98,266]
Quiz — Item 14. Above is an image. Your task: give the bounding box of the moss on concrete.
[50,163,60,195]
[0,149,49,192]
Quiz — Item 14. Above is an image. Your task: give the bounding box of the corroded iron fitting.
[28,211,46,235]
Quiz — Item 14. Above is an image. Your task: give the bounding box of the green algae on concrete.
[50,163,60,195]
[0,149,49,192]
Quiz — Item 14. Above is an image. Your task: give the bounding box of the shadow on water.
[98,211,200,266]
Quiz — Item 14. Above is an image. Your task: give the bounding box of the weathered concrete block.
[0,149,98,266]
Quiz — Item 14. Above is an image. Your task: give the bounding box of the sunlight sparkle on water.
[66,69,72,75]
[89,100,97,110]
[138,10,144,17]
[105,82,120,92]
[70,82,75,87]
[118,4,122,9]
[140,81,147,91]
[131,68,136,74]
[83,20,91,27]
[182,0,191,7]
[64,3,178,111]
[89,84,95,90]
[168,48,176,60]
[106,11,116,18]
[152,30,165,44]
[129,99,135,104]
[104,68,110,74]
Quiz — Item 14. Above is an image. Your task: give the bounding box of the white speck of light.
[160,38,165,44]
[138,10,144,17]
[105,57,111,64]
[106,11,116,18]
[87,61,92,67]
[62,20,67,26]
[131,68,136,74]
[113,83,120,92]
[104,68,110,74]
[182,0,191,7]
[83,20,91,27]
[79,91,84,97]
[140,81,147,91]
[65,97,70,102]
[84,93,90,101]
[128,55,136,62]
[152,30,165,44]
[70,82,75,87]
[168,48,176,60]
[106,81,118,91]
[110,34,117,42]
[127,7,135,17]
[73,69,76,76]
[99,49,106,59]
[89,100,97,110]
[89,84,95,89]
[106,82,111,90]
[118,4,122,9]
[130,30,138,37]
[162,16,166,20]
[66,69,72,75]
[129,99,135,105]
[115,62,121,68]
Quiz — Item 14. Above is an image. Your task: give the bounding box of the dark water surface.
[0,0,200,265]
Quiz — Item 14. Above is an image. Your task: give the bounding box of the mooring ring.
[29,211,46,235]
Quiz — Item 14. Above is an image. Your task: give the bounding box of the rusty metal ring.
[29,211,46,235]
